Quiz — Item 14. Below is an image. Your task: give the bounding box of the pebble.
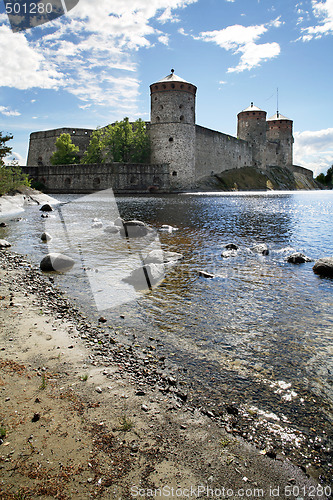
[141,404,149,412]
[95,387,103,394]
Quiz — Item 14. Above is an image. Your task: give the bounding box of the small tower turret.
[237,103,267,168]
[149,70,197,189]
[266,112,294,167]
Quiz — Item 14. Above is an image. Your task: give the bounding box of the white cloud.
[294,128,333,176]
[0,26,63,90]
[0,0,198,114]
[197,20,281,73]
[300,0,333,40]
[0,105,21,117]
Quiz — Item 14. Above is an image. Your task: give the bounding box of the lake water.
[1,190,332,475]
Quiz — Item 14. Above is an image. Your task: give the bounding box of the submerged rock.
[124,263,164,289]
[313,257,333,277]
[144,249,183,265]
[114,217,124,227]
[104,225,119,234]
[40,253,75,272]
[251,243,269,255]
[0,239,11,248]
[286,252,312,264]
[120,220,149,238]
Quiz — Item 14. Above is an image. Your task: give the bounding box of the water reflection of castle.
[27,70,311,191]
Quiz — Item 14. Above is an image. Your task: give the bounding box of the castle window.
[156,116,160,122]
[160,105,164,110]
[180,84,184,89]
[169,137,174,142]
[171,84,175,89]
[84,131,88,135]
[179,104,183,109]
[72,130,76,134]
[155,85,158,90]
[162,84,166,89]
[172,171,177,176]
[180,115,184,121]
[65,177,71,186]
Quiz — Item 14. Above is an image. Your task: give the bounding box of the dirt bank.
[0,250,328,499]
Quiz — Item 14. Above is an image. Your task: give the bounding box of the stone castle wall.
[27,128,93,166]
[24,163,170,194]
[194,125,253,180]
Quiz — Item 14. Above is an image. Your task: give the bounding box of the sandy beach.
[0,244,328,499]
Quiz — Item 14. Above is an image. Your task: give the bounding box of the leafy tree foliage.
[82,118,150,164]
[50,133,80,165]
[0,133,30,195]
[0,131,13,167]
[315,165,333,187]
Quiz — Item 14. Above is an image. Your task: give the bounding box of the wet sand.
[0,249,328,500]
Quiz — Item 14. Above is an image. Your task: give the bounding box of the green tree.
[0,132,30,195]
[0,131,13,167]
[50,133,80,165]
[325,165,333,185]
[81,118,150,164]
[315,165,333,186]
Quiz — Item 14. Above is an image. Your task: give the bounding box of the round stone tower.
[266,112,294,167]
[237,103,267,168]
[149,69,197,190]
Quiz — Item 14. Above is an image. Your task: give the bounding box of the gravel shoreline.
[0,249,330,499]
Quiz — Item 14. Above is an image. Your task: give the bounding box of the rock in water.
[225,243,238,250]
[40,204,53,212]
[0,239,11,248]
[286,252,312,264]
[124,263,165,289]
[251,243,269,255]
[40,253,75,272]
[313,257,333,277]
[120,220,149,238]
[41,232,52,242]
[104,225,119,234]
[198,270,215,278]
[114,217,124,227]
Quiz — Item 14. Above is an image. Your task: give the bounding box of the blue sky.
[0,0,332,176]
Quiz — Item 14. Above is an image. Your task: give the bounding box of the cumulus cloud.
[196,19,281,73]
[300,0,333,40]
[0,0,197,114]
[0,25,62,90]
[294,128,333,176]
[0,105,21,117]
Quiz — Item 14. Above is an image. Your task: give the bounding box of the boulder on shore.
[286,252,312,264]
[313,257,333,277]
[40,253,75,272]
[104,225,120,234]
[40,204,53,212]
[0,239,11,248]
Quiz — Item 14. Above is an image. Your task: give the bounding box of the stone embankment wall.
[23,163,171,194]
